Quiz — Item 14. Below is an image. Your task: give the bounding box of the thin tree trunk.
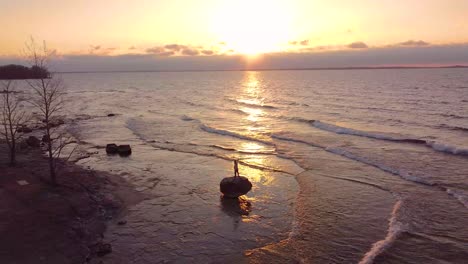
[46,125,56,185]
[9,141,16,166]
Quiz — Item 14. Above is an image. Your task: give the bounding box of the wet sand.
[79,145,300,263]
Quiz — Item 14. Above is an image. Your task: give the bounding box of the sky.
[1,0,468,71]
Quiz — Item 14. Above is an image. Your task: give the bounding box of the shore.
[0,142,142,264]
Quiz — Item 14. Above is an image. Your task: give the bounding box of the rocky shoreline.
[0,142,143,264]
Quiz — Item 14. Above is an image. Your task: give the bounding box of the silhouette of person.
[234,160,240,177]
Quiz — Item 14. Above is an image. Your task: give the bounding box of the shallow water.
[43,69,467,263]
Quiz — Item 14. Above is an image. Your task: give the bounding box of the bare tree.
[1,80,28,166]
[25,37,74,185]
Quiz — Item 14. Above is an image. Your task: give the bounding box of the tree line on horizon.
[0,64,50,80]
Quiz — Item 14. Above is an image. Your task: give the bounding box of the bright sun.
[212,0,293,55]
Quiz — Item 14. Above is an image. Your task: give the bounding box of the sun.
[212,0,293,55]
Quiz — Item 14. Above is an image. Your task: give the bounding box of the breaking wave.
[358,200,406,264]
[200,124,273,146]
[446,189,468,209]
[271,134,434,187]
[225,98,278,109]
[290,119,468,156]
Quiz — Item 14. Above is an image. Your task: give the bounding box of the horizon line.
[55,65,468,74]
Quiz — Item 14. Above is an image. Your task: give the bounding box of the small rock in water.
[117,220,127,225]
[42,135,50,143]
[106,143,132,156]
[95,243,112,257]
[26,136,40,148]
[117,145,132,156]
[220,176,252,198]
[107,113,116,117]
[106,144,119,154]
[18,126,32,133]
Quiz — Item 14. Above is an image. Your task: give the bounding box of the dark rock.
[96,243,112,257]
[117,145,132,156]
[107,113,116,117]
[117,220,127,225]
[50,119,65,128]
[105,144,118,155]
[42,134,50,143]
[220,176,252,198]
[26,136,40,148]
[18,126,32,133]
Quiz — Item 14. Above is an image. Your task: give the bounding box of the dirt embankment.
[0,143,143,264]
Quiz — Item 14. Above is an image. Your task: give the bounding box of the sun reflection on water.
[232,72,275,186]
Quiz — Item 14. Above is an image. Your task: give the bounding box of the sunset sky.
[1,0,468,71]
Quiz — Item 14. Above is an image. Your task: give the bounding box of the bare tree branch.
[1,80,29,166]
[24,38,69,185]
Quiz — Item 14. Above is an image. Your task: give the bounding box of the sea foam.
[359,200,406,264]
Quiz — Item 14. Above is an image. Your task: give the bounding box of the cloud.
[90,45,101,50]
[164,44,187,51]
[181,48,199,56]
[146,46,165,54]
[129,46,136,50]
[397,40,430,47]
[347,41,368,49]
[201,50,214,55]
[290,40,310,46]
[3,43,468,72]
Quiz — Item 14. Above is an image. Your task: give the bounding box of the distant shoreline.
[56,65,468,74]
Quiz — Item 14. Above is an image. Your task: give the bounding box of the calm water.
[56,69,467,263]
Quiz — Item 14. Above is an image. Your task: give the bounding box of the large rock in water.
[220,176,252,198]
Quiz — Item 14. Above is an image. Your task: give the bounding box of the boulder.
[26,136,40,148]
[18,126,32,133]
[95,243,112,257]
[220,176,252,198]
[106,144,118,155]
[117,145,132,156]
[42,134,50,143]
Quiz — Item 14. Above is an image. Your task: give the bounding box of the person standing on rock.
[234,160,240,177]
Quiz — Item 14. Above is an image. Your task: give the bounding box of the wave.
[210,144,275,155]
[310,120,427,143]
[180,115,197,121]
[225,98,278,109]
[271,134,434,187]
[437,124,468,132]
[426,141,468,156]
[200,124,273,146]
[291,119,468,156]
[358,200,406,264]
[446,189,468,209]
[440,113,468,119]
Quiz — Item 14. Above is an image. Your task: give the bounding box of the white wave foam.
[327,148,434,186]
[359,200,406,264]
[272,134,434,187]
[227,98,278,109]
[305,120,468,156]
[446,188,468,209]
[200,124,273,146]
[426,141,468,156]
[311,120,422,142]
